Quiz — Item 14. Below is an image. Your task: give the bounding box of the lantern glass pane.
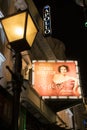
[1,12,26,42]
[26,14,37,47]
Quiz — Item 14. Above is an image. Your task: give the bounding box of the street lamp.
[1,9,38,53]
[0,9,38,130]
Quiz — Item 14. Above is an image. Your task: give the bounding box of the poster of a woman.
[32,60,81,97]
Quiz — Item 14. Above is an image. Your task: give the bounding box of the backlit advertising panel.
[32,60,82,99]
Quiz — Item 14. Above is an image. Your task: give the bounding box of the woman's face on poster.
[59,66,68,75]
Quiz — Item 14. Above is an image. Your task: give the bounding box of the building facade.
[0,0,85,130]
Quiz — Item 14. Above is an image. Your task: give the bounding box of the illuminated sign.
[32,60,82,99]
[43,5,52,36]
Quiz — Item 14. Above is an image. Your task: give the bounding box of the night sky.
[33,0,87,96]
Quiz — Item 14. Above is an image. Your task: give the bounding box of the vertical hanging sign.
[43,5,52,36]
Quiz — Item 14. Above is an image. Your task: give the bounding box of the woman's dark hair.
[58,65,69,72]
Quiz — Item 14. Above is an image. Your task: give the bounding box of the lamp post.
[0,9,38,130]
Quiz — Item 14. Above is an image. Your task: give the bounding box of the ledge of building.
[20,81,57,124]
